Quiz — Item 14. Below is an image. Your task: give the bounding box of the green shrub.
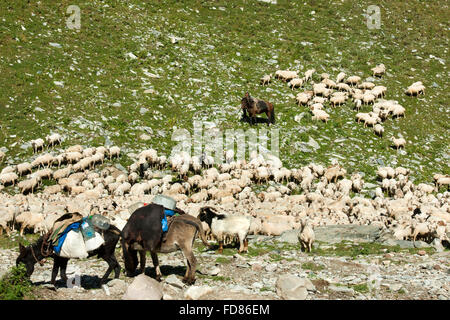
[0,264,34,300]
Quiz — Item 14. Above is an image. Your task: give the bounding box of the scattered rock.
[122,274,163,300]
[328,285,355,294]
[165,274,185,289]
[315,225,382,243]
[275,275,313,300]
[107,279,127,295]
[276,229,301,244]
[265,263,278,272]
[184,285,213,300]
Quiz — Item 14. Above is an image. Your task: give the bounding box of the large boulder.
[314,225,382,243]
[184,285,213,300]
[276,275,315,300]
[122,274,163,300]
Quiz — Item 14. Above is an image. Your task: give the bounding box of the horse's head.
[241,92,252,109]
[16,243,36,277]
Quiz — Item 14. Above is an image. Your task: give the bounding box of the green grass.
[0,0,448,192]
[301,262,325,272]
[309,240,435,258]
[0,264,35,300]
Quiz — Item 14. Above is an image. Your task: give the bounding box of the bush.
[0,264,34,300]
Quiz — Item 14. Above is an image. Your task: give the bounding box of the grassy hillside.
[0,0,448,185]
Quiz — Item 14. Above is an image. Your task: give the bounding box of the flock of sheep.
[0,139,449,255]
[0,62,447,257]
[260,63,422,150]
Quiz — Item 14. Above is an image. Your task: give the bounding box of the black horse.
[16,223,122,287]
[240,92,275,125]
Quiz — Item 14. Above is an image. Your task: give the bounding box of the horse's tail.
[177,216,212,249]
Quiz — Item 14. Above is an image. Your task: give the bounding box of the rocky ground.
[2,225,449,300]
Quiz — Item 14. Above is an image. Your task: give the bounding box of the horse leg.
[138,250,146,275]
[59,257,69,285]
[99,254,120,284]
[51,260,60,286]
[150,252,162,281]
[179,242,197,284]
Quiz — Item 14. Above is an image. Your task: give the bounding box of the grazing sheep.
[17,162,32,176]
[296,91,313,105]
[65,151,82,164]
[198,207,250,253]
[299,219,315,252]
[436,176,450,191]
[15,210,44,236]
[405,81,425,96]
[275,70,298,81]
[336,72,346,83]
[311,109,330,123]
[362,92,376,105]
[289,77,305,89]
[358,82,376,90]
[391,137,406,150]
[373,124,384,137]
[324,165,346,183]
[0,172,18,186]
[18,177,41,194]
[371,64,386,77]
[108,146,121,159]
[346,75,361,86]
[260,74,272,86]
[0,150,5,163]
[31,138,45,153]
[330,95,347,107]
[304,69,315,82]
[322,78,337,89]
[392,105,406,118]
[46,133,62,148]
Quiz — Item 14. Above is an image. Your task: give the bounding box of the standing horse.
[240,92,275,125]
[16,222,122,287]
[121,204,211,284]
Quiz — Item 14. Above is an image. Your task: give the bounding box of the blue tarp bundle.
[53,221,82,255]
[161,209,176,232]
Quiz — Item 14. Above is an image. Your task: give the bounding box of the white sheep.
[108,146,121,159]
[304,69,315,82]
[371,64,386,77]
[336,72,346,83]
[346,75,361,86]
[46,133,62,148]
[31,138,45,153]
[289,77,305,89]
[405,82,425,96]
[391,137,406,150]
[298,219,315,252]
[275,70,298,81]
[260,74,272,86]
[199,207,251,253]
[311,109,330,123]
[0,172,18,186]
[296,91,313,105]
[373,124,384,137]
[17,162,32,176]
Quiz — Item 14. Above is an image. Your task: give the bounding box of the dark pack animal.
[240,92,275,125]
[16,213,121,287]
[121,204,211,284]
